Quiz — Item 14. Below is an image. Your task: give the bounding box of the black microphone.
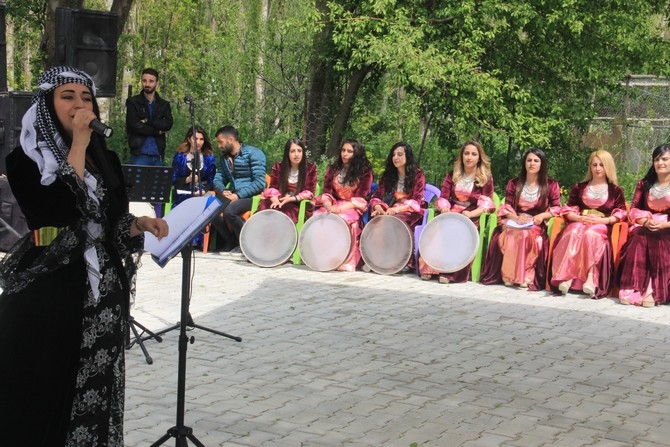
[184,94,194,104]
[89,119,113,138]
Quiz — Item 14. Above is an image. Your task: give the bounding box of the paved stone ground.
[124,252,670,447]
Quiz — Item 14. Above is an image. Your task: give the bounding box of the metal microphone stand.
[154,97,234,339]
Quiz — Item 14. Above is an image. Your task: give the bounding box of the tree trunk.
[303,0,334,158]
[255,0,270,129]
[326,65,373,158]
[111,0,135,37]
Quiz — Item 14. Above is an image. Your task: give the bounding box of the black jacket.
[125,92,173,157]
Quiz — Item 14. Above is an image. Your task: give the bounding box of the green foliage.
[5,0,669,200]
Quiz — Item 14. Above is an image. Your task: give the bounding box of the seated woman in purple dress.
[313,139,373,271]
[171,125,216,206]
[418,141,495,283]
[550,150,626,298]
[368,142,426,270]
[617,144,670,307]
[258,138,317,223]
[481,148,561,289]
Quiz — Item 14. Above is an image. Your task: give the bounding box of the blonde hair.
[584,150,618,185]
[452,141,492,187]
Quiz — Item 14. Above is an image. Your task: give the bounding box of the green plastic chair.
[291,182,322,265]
[470,192,500,282]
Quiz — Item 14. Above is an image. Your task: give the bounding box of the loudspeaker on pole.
[56,8,119,97]
[0,91,32,174]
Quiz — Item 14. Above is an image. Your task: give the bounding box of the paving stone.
[123,255,670,446]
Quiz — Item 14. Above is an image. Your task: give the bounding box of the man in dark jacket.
[125,68,173,166]
[211,125,267,254]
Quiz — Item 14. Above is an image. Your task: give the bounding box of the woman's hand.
[532,214,545,226]
[270,196,282,209]
[515,213,532,225]
[371,205,385,217]
[133,216,169,239]
[644,218,667,232]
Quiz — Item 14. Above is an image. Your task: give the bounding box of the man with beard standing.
[211,125,267,254]
[126,68,173,166]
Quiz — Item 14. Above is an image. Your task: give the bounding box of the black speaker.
[56,8,119,97]
[1,4,7,93]
[0,92,33,174]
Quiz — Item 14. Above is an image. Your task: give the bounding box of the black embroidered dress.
[0,146,143,446]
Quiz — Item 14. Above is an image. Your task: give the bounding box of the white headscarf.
[19,66,104,301]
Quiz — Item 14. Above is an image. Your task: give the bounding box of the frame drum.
[418,213,480,272]
[298,213,351,272]
[360,215,413,275]
[240,210,297,267]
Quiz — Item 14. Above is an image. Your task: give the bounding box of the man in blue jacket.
[211,125,267,253]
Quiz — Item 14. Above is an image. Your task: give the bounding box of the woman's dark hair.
[380,142,417,195]
[178,125,213,155]
[642,144,670,189]
[330,138,372,185]
[278,138,308,195]
[515,148,549,206]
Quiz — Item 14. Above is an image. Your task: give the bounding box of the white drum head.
[360,215,413,275]
[298,213,351,272]
[240,210,297,267]
[418,212,479,272]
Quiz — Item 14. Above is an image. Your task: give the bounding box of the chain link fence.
[589,75,670,174]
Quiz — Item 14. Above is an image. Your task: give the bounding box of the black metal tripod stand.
[126,317,163,365]
[150,244,241,447]
[121,164,174,364]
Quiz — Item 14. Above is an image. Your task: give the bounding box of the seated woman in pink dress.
[550,150,627,298]
[313,139,373,271]
[258,138,317,223]
[418,141,495,283]
[480,148,561,289]
[617,144,670,307]
[368,142,426,270]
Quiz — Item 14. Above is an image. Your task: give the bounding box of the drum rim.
[360,215,413,275]
[298,212,352,272]
[418,212,480,273]
[240,209,298,267]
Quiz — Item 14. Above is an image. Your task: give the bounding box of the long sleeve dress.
[617,179,670,305]
[418,172,495,282]
[0,145,144,446]
[258,161,318,223]
[480,178,561,289]
[171,151,217,206]
[549,181,627,298]
[313,166,373,271]
[368,168,426,268]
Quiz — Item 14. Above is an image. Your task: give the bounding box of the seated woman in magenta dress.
[171,125,216,206]
[550,150,626,298]
[369,141,426,270]
[617,144,670,307]
[258,138,317,223]
[418,141,495,283]
[481,148,561,289]
[313,139,373,271]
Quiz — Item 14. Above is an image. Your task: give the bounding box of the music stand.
[148,201,241,447]
[122,164,175,364]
